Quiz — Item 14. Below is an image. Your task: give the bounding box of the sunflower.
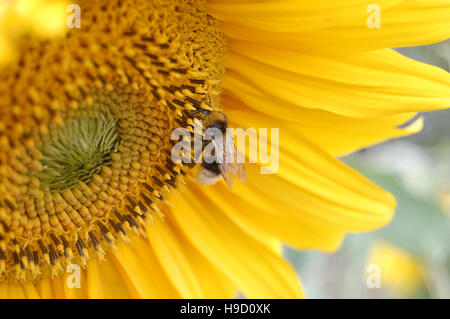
[0,0,449,299]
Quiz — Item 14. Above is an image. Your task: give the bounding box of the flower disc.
[0,0,225,283]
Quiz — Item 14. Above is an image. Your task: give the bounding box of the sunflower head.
[0,0,226,283]
[1,0,449,300]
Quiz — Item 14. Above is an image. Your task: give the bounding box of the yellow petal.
[223,85,423,156]
[110,238,180,298]
[86,258,104,299]
[170,184,304,298]
[208,0,402,32]
[198,179,345,252]
[14,284,27,298]
[225,45,450,117]
[50,277,65,299]
[181,244,237,299]
[36,276,54,299]
[209,0,450,52]
[23,282,40,299]
[0,283,26,298]
[86,257,133,299]
[0,284,6,298]
[146,215,206,298]
[227,110,396,234]
[50,273,86,299]
[163,211,238,299]
[61,272,86,299]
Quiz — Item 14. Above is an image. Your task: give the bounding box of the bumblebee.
[196,111,246,189]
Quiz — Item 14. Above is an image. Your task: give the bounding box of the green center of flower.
[37,107,119,192]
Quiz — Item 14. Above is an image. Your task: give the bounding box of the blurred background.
[285,40,450,299]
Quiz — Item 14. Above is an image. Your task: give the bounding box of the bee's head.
[204,110,228,134]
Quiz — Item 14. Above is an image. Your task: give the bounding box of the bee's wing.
[233,144,246,183]
[212,136,246,189]
[211,138,233,189]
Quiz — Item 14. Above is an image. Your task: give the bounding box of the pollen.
[0,0,225,283]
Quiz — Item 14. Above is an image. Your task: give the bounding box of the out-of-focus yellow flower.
[0,0,67,65]
[439,191,450,216]
[0,34,13,63]
[367,242,424,297]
